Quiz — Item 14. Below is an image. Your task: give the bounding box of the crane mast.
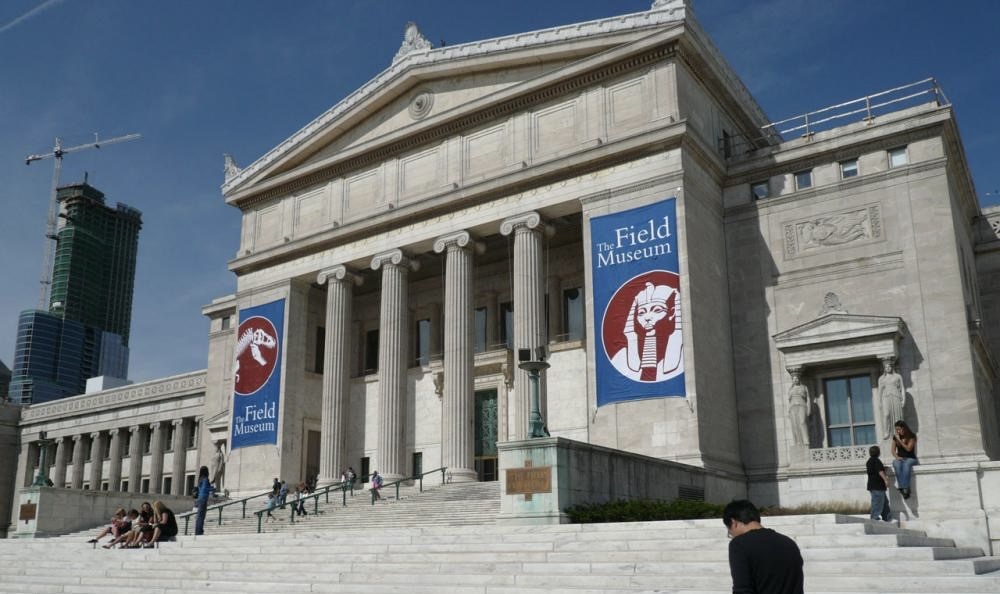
[25,132,141,308]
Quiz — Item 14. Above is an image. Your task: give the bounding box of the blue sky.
[1,0,998,382]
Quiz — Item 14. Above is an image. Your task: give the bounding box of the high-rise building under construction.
[8,182,141,404]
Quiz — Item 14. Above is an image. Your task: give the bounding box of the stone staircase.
[6,482,999,593]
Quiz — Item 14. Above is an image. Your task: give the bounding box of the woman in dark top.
[194,465,214,535]
[891,420,918,499]
[147,500,178,547]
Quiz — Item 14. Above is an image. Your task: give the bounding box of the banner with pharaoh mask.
[591,198,685,405]
[230,299,284,449]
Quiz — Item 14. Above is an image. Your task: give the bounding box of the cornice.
[20,370,207,424]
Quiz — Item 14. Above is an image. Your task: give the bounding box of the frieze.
[783,204,882,258]
[20,371,206,422]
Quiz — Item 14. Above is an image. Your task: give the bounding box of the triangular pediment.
[222,6,692,204]
[774,313,905,351]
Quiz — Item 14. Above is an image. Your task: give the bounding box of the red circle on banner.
[233,316,279,396]
[601,270,680,382]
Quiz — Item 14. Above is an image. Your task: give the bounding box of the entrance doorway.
[474,389,498,481]
[304,430,320,485]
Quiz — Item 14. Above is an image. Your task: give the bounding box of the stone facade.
[5,1,1000,540]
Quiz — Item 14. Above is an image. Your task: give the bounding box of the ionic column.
[89,432,106,490]
[171,419,189,495]
[500,212,550,440]
[434,231,481,482]
[317,265,362,485]
[51,437,68,487]
[371,249,417,481]
[20,442,40,487]
[127,425,143,493]
[107,429,123,491]
[149,422,166,494]
[70,435,86,489]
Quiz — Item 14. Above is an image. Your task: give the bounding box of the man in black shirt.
[866,445,891,522]
[723,500,804,594]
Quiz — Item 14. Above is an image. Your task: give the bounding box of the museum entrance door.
[474,389,498,481]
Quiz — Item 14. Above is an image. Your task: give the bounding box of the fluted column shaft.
[88,432,105,490]
[435,232,479,481]
[21,442,40,487]
[52,437,68,487]
[372,249,415,481]
[501,213,549,440]
[171,419,188,495]
[317,265,360,485]
[127,425,143,493]
[107,429,123,491]
[70,435,86,489]
[149,422,165,494]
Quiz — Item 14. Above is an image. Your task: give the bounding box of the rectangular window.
[101,481,109,491]
[142,431,151,455]
[120,479,129,492]
[412,452,423,477]
[185,474,196,497]
[794,170,813,190]
[750,180,770,200]
[315,326,325,373]
[360,457,370,484]
[414,318,431,367]
[563,288,584,341]
[888,146,908,168]
[141,478,150,494]
[122,433,132,456]
[474,307,487,354]
[840,159,859,179]
[824,374,876,446]
[186,422,198,449]
[166,425,175,452]
[364,329,379,374]
[162,476,172,495]
[221,316,231,330]
[500,302,514,349]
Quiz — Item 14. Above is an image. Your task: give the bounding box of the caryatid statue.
[787,370,810,447]
[878,358,904,440]
[210,441,227,488]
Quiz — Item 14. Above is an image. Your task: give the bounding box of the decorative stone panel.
[783,204,882,258]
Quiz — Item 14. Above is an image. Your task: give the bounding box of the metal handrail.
[370,467,448,505]
[178,488,272,536]
[253,479,356,533]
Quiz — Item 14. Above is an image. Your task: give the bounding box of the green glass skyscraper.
[8,182,142,404]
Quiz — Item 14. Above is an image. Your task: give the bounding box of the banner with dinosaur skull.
[230,299,284,449]
[590,198,685,406]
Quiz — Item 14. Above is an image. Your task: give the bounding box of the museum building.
[7,0,1000,539]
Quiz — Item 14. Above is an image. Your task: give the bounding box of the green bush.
[564,499,725,523]
[564,499,868,523]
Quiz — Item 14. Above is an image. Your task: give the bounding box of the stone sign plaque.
[19,502,36,522]
[506,466,552,495]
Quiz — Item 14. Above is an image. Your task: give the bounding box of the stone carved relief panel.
[254,202,283,248]
[783,204,882,258]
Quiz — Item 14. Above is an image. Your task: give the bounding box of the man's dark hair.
[869,445,881,457]
[723,499,761,528]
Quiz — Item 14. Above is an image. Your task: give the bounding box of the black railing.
[177,489,272,536]
[370,467,448,505]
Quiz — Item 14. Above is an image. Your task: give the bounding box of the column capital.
[786,366,804,379]
[371,249,419,272]
[90,432,101,440]
[172,418,185,428]
[129,425,141,434]
[433,231,484,255]
[500,212,554,238]
[149,421,161,430]
[317,265,363,286]
[108,428,120,437]
[72,434,83,443]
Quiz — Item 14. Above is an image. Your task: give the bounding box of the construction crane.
[25,132,141,308]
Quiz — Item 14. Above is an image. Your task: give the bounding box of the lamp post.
[31,431,53,487]
[517,348,550,438]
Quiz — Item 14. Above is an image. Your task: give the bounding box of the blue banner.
[231,299,284,449]
[591,198,685,406]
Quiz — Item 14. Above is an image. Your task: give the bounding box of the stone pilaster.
[70,435,85,489]
[88,432,105,490]
[171,419,188,495]
[317,265,362,485]
[148,422,165,494]
[127,425,143,493]
[107,428,122,492]
[371,249,417,481]
[434,231,482,482]
[500,212,550,440]
[51,436,68,487]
